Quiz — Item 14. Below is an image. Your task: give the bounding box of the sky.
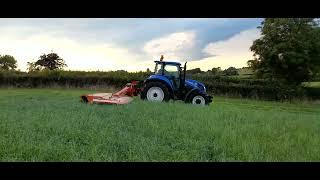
[0,18,263,72]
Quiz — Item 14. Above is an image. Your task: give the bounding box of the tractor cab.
[153,60,185,90]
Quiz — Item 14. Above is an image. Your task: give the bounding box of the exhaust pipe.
[184,62,187,82]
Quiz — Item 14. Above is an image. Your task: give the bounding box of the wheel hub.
[192,95,205,105]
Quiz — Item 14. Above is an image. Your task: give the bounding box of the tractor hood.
[185,79,206,92]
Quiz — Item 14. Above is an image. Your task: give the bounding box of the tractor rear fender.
[145,75,174,89]
[144,78,174,99]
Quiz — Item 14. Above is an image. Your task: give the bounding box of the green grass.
[303,81,320,88]
[1,88,320,162]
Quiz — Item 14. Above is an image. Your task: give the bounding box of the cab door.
[163,64,180,90]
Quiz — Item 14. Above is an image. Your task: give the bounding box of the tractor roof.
[154,61,181,66]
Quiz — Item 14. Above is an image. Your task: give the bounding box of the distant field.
[237,68,253,79]
[303,81,320,88]
[0,88,320,161]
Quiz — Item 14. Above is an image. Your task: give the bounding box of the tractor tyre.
[185,92,209,106]
[141,82,170,102]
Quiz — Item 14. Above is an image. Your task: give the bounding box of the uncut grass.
[0,88,320,161]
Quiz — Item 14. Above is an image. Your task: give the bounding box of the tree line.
[186,67,239,76]
[0,52,67,72]
[0,52,241,76]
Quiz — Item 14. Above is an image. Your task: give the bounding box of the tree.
[27,62,42,72]
[34,52,67,70]
[223,67,238,76]
[186,68,203,74]
[0,55,17,70]
[211,67,222,75]
[248,18,320,85]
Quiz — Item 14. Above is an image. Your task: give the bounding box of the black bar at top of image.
[0,0,319,18]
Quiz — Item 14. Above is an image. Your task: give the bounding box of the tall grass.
[0,88,319,161]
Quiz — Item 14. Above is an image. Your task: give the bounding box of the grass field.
[1,88,320,162]
[303,81,320,88]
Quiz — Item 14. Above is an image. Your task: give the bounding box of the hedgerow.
[0,70,317,100]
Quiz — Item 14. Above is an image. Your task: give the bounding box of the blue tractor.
[140,60,213,105]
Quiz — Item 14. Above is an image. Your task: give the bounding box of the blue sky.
[0,18,262,72]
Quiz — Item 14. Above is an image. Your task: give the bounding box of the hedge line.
[0,70,149,88]
[0,70,318,100]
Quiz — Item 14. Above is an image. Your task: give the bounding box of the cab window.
[154,63,164,74]
[164,65,179,78]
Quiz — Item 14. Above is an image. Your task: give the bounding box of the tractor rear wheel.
[141,82,170,102]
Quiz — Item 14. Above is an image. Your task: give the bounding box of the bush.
[222,67,238,76]
[0,70,149,88]
[304,87,320,99]
[190,74,307,100]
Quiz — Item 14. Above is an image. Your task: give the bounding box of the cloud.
[187,28,261,70]
[0,29,147,72]
[0,18,262,72]
[202,28,260,57]
[143,31,196,61]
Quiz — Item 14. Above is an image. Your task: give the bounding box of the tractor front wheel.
[185,92,209,106]
[141,82,170,102]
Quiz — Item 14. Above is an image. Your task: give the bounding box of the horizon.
[0,18,262,72]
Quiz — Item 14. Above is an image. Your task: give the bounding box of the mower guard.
[80,81,141,105]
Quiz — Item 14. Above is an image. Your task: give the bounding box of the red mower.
[80,81,141,105]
